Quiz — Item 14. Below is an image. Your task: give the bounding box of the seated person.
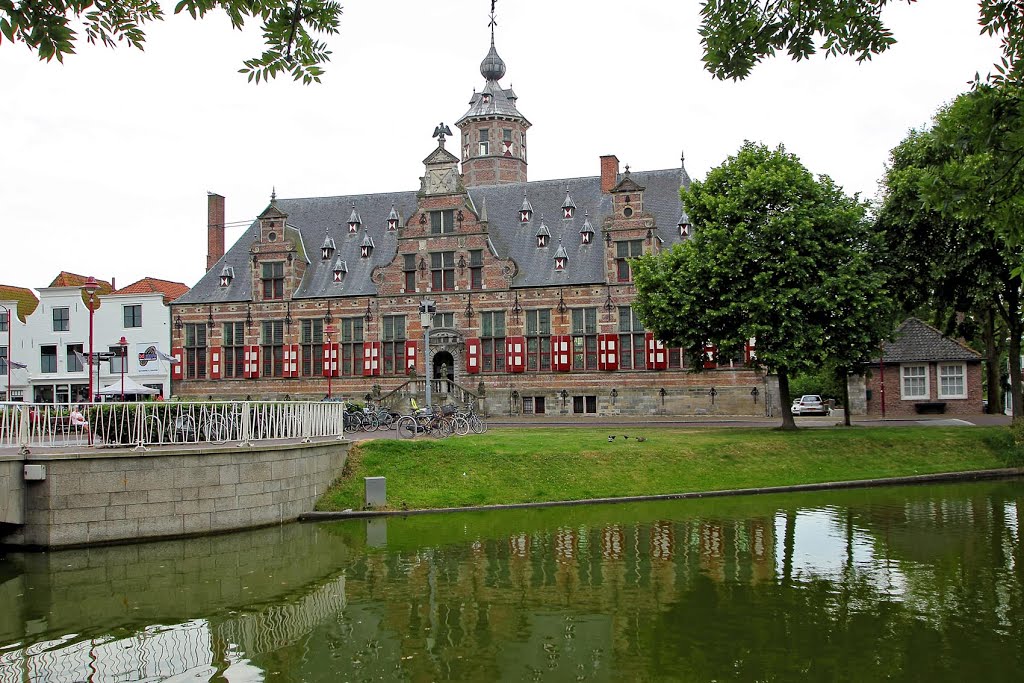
[69,406,89,428]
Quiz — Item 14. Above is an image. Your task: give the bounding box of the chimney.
[600,155,619,193]
[207,193,225,271]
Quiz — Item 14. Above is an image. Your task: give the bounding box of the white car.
[794,395,828,416]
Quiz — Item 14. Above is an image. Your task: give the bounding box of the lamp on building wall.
[610,388,618,405]
[659,387,667,405]
[118,335,129,402]
[708,386,718,406]
[246,303,253,331]
[284,301,293,329]
[419,213,427,226]
[458,254,467,275]
[364,299,373,323]
[456,210,464,229]
[556,289,568,322]
[603,285,615,321]
[207,306,215,330]
[510,291,523,323]
[559,389,568,408]
[419,256,427,276]
[83,276,99,403]
[464,293,475,321]
[750,386,759,404]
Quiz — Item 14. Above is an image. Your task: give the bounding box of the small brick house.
[848,318,984,417]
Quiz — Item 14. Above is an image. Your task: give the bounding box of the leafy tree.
[0,0,341,83]
[631,142,890,429]
[878,86,1024,417]
[699,0,1023,85]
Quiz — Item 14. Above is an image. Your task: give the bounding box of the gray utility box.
[365,476,386,508]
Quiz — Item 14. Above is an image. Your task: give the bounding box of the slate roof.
[876,318,982,363]
[176,166,689,305]
[112,277,190,303]
[0,285,40,322]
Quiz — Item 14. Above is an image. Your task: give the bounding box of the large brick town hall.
[170,23,769,417]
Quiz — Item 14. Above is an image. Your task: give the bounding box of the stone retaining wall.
[0,440,348,548]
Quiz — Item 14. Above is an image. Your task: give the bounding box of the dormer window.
[219,266,234,287]
[520,193,533,223]
[348,204,361,233]
[333,258,348,283]
[536,217,549,248]
[562,188,576,219]
[678,210,691,238]
[580,212,594,245]
[554,243,567,271]
[386,205,400,231]
[321,235,336,260]
[360,232,374,258]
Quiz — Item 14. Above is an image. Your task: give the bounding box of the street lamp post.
[118,336,128,401]
[83,277,99,403]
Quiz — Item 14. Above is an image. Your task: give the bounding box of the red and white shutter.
[646,332,667,370]
[703,343,718,369]
[209,347,222,379]
[243,345,261,378]
[466,338,481,374]
[551,334,572,372]
[404,340,418,373]
[171,346,184,380]
[363,341,381,376]
[598,333,619,371]
[282,344,299,378]
[322,343,334,377]
[506,336,526,373]
[744,338,757,364]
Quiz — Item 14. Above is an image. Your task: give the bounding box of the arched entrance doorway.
[433,351,454,382]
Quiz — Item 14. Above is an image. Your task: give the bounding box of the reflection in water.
[1,479,1023,681]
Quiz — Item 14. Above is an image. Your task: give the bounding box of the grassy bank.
[316,426,1021,512]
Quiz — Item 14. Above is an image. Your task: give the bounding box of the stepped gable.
[113,277,190,303]
[877,318,982,363]
[0,284,40,321]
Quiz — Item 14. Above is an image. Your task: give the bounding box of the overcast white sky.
[0,0,1003,293]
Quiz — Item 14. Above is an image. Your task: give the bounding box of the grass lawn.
[316,426,1022,512]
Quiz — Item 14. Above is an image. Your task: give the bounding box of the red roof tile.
[112,277,190,303]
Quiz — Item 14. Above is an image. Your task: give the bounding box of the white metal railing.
[0,401,346,451]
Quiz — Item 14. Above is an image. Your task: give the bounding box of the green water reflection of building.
[1,482,1022,681]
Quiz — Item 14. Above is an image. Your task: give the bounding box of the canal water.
[2,479,1023,682]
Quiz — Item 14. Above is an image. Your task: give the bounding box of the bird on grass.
[623,435,630,440]
[636,436,647,443]
[608,435,616,442]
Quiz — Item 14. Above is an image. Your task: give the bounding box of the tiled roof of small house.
[0,285,40,322]
[112,277,190,303]
[49,271,112,291]
[876,318,982,363]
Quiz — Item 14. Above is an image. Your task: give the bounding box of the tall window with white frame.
[525,309,551,371]
[481,311,506,372]
[40,346,57,373]
[52,307,69,332]
[261,320,284,377]
[301,318,324,376]
[66,344,84,373]
[900,364,928,399]
[123,304,142,328]
[572,308,598,370]
[938,363,967,399]
[382,315,406,375]
[223,322,245,378]
[184,324,207,379]
[618,306,646,369]
[340,317,364,376]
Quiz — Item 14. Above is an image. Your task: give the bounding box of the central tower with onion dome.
[456,1,531,188]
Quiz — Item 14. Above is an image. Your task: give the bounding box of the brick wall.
[3,440,348,548]
[860,361,984,417]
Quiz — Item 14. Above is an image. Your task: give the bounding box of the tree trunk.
[778,369,797,430]
[839,366,852,426]
[983,307,1003,414]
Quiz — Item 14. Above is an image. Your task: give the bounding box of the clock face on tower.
[426,168,456,194]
